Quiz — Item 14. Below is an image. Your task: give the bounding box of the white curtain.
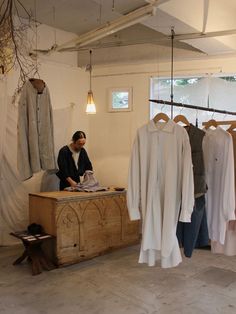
[0,76,28,245]
[0,76,74,245]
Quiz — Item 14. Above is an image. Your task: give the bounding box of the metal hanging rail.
[149,99,236,116]
[152,27,236,117]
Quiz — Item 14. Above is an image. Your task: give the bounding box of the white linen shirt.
[127,119,194,268]
[203,127,235,244]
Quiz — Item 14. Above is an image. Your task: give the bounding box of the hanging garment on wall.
[65,170,108,192]
[177,124,209,257]
[203,127,235,245]
[211,129,236,256]
[17,80,56,181]
[127,119,194,268]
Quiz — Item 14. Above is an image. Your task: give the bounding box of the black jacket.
[186,124,207,197]
[57,146,92,190]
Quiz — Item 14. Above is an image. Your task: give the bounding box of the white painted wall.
[89,54,236,188]
[89,73,149,188]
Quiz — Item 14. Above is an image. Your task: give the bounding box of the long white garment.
[203,127,235,245]
[127,119,194,268]
[210,130,236,255]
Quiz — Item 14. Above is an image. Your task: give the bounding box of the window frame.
[108,87,133,112]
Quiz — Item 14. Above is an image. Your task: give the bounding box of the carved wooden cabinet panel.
[29,191,140,266]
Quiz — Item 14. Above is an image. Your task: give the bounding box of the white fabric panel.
[0,77,28,245]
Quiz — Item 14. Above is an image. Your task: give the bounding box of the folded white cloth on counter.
[65,170,108,192]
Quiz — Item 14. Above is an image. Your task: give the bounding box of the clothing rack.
[202,120,236,126]
[149,99,236,116]
[170,27,175,118]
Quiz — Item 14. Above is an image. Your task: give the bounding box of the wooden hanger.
[153,112,169,123]
[173,114,190,126]
[227,122,236,132]
[29,78,45,94]
[204,119,218,129]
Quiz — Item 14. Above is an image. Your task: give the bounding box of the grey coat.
[17,80,56,181]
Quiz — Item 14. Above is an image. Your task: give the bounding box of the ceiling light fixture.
[57,2,158,51]
[86,50,96,114]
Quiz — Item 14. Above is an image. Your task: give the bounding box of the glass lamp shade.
[86,91,96,114]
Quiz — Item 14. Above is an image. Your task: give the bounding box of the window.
[108,87,132,112]
[150,76,236,125]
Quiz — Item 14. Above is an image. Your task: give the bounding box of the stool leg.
[13,249,28,265]
[31,258,42,276]
[38,250,55,271]
[28,245,43,276]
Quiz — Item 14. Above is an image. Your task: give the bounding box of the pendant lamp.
[86,50,96,114]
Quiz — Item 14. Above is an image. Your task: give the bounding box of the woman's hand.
[66,177,78,187]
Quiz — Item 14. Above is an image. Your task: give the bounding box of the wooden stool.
[10,231,55,276]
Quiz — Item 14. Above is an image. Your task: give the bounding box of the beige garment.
[17,80,56,180]
[211,130,236,255]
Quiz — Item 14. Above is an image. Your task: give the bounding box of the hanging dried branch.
[0,0,38,101]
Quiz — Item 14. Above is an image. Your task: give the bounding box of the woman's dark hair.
[72,131,86,142]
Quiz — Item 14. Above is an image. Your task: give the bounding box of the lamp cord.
[89,50,92,91]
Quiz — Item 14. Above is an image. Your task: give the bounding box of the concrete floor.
[0,245,236,314]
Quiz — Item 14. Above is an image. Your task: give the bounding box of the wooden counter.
[29,190,140,266]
